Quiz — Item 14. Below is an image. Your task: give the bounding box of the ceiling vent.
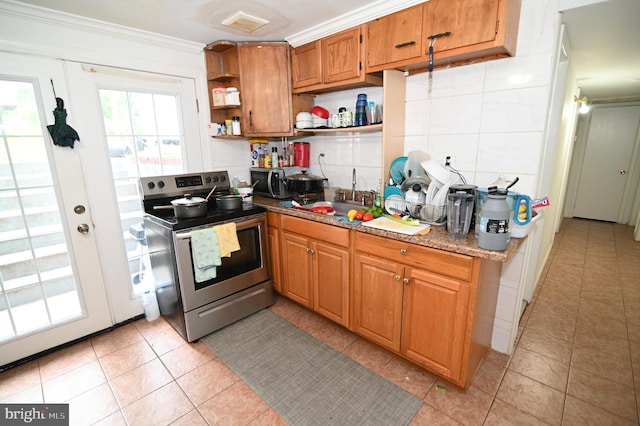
[222,11,269,33]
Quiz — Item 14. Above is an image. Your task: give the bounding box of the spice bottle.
[287,142,295,166]
[232,116,241,135]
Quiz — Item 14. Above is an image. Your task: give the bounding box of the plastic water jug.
[477,187,510,251]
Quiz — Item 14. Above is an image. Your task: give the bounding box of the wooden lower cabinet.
[352,232,498,387]
[352,254,470,381]
[280,216,350,327]
[352,253,403,351]
[270,213,501,388]
[401,267,470,381]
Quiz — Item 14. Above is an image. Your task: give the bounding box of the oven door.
[173,214,270,312]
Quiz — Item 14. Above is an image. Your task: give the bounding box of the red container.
[294,142,310,167]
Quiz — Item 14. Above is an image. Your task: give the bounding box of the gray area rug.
[202,309,423,426]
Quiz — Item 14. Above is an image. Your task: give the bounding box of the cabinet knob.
[403,277,409,284]
[395,275,401,281]
[400,249,407,255]
[305,247,315,255]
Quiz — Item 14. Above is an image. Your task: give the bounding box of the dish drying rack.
[408,202,447,226]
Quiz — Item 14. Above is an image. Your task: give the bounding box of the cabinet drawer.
[354,232,474,281]
[281,215,349,248]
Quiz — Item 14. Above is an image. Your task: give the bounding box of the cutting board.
[361,217,430,235]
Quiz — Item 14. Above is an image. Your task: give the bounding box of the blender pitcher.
[447,191,474,239]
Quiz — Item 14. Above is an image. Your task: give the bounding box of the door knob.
[73,205,86,214]
[77,223,90,234]
[619,169,627,175]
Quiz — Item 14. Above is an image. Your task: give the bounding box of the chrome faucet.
[351,168,357,201]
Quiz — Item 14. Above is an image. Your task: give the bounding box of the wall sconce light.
[574,95,590,114]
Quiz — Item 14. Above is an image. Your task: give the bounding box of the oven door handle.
[174,215,265,240]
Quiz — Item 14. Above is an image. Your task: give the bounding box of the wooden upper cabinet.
[291,25,381,94]
[424,0,521,68]
[291,40,322,89]
[237,42,293,136]
[427,0,500,53]
[365,0,520,73]
[366,4,425,72]
[322,26,363,83]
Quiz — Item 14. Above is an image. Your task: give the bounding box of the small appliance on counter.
[251,167,294,199]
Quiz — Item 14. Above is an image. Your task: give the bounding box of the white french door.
[64,62,202,322]
[0,53,112,366]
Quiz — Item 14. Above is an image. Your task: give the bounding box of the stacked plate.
[296,112,313,129]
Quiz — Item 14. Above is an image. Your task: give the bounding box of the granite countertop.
[253,196,524,262]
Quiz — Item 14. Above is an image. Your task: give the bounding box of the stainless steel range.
[140,171,273,342]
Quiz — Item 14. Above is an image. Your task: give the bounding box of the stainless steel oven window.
[173,215,270,312]
[191,225,261,290]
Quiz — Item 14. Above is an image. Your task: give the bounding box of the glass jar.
[225,87,240,106]
[212,86,226,107]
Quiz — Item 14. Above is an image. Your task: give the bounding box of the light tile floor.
[0,218,638,425]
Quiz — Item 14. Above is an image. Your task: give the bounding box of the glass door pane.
[99,89,184,296]
[0,80,82,342]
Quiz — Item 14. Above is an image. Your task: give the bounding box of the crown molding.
[285,0,429,47]
[0,0,205,54]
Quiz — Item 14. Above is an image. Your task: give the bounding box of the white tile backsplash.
[484,52,555,93]
[427,134,480,172]
[476,132,543,175]
[405,99,430,136]
[495,285,519,322]
[480,86,550,133]
[429,94,484,135]
[428,62,486,98]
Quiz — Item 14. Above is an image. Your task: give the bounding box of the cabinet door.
[281,232,313,307]
[267,225,282,293]
[401,267,470,383]
[322,27,362,84]
[291,41,322,89]
[238,43,293,136]
[366,4,425,71]
[313,241,350,327]
[352,253,403,351]
[427,0,500,53]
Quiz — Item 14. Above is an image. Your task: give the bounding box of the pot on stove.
[153,194,208,219]
[215,195,243,210]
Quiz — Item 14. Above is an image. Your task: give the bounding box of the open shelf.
[295,123,383,134]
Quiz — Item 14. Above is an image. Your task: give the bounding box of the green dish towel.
[191,228,222,282]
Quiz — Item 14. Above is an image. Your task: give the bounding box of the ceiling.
[560,0,640,103]
[11,0,640,104]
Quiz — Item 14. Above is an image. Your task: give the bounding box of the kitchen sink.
[331,201,364,217]
[300,201,362,217]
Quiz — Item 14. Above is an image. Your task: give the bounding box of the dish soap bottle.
[264,148,272,168]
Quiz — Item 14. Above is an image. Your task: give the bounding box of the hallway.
[0,218,638,424]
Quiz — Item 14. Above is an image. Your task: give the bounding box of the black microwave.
[250,167,294,199]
